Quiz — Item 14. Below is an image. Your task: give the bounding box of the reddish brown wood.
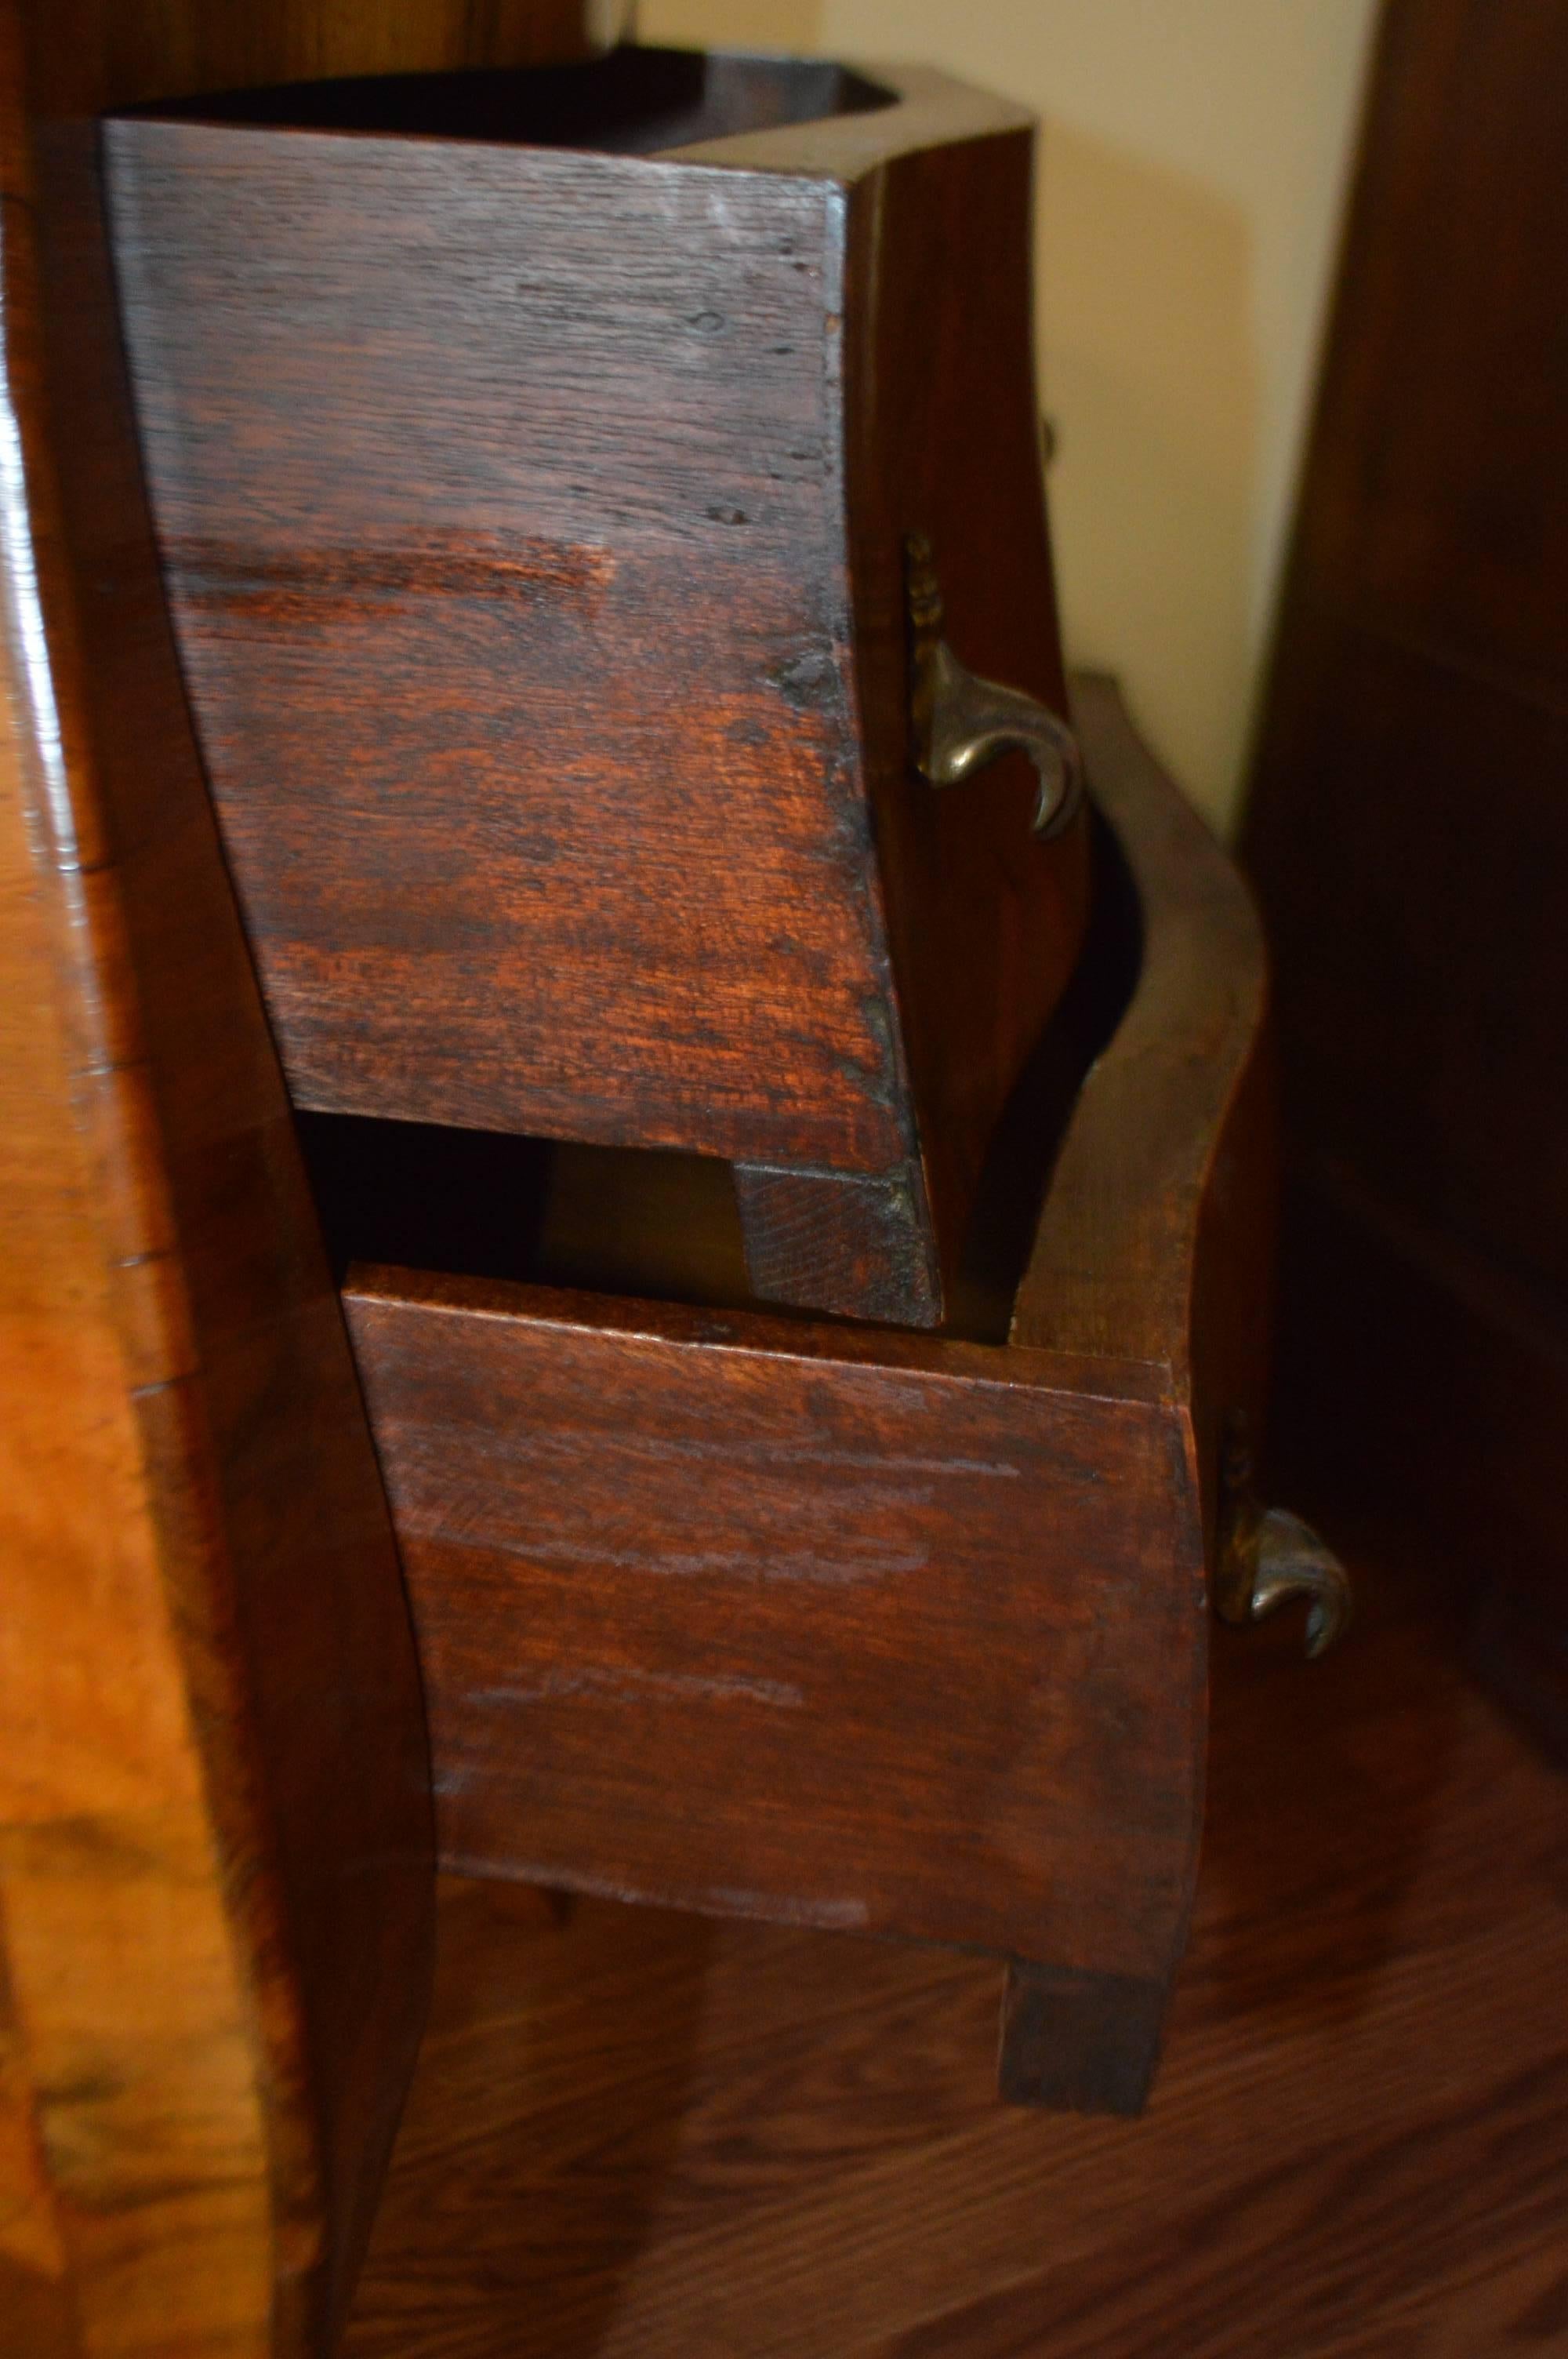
[996,1961,1167,2118]
[1,0,1283,2327]
[345,1269,1202,1986]
[841,115,1083,1264]
[1019,673,1276,1558]
[0,4,620,2350]
[731,1163,941,1326]
[1242,0,1568,1741]
[339,681,1267,2116]
[343,1557,1568,2359]
[27,0,617,115]
[105,55,1089,1327]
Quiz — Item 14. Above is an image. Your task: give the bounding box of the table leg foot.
[997,1961,1168,2115]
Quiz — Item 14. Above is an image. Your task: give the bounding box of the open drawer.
[1,11,1356,2343]
[106,45,1091,1333]
[332,678,1346,2114]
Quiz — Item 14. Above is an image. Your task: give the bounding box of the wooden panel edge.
[665,60,1036,180]
[1014,673,1269,1396]
[0,9,463,2344]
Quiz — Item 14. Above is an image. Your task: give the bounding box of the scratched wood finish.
[107,56,1089,1326]
[341,683,1261,2114]
[347,1274,1203,1983]
[343,1556,1568,2359]
[0,4,615,2350]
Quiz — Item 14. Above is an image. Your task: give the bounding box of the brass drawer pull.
[1215,1418,1353,1659]
[906,532,1084,840]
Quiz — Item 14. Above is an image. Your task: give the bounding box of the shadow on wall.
[1040,123,1257,832]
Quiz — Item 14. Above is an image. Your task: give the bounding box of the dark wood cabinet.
[1244,0,1568,1750]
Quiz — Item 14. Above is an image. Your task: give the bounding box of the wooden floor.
[346,1532,1568,2357]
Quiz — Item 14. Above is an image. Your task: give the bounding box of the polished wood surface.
[1018,672,1274,1561]
[108,71,911,1179]
[1243,0,1568,1740]
[0,5,618,2350]
[29,0,619,112]
[336,681,1268,2116]
[344,1549,1568,2358]
[347,1270,1199,1998]
[107,56,1089,1327]
[838,104,1080,1280]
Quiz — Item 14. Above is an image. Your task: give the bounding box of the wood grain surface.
[110,110,906,1172]
[336,682,1263,2115]
[1018,675,1266,1365]
[2,2,626,2348]
[107,56,1089,1325]
[839,118,1087,1263]
[343,1545,1568,2359]
[27,0,622,114]
[1241,0,1568,1755]
[346,1270,1203,1989]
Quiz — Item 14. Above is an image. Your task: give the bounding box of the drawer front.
[107,59,1091,1327]
[109,122,904,1172]
[345,1269,1205,1977]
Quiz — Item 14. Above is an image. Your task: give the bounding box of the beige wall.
[640,0,1377,831]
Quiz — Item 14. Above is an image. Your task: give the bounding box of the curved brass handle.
[906,533,1085,841]
[1215,1416,1353,1660]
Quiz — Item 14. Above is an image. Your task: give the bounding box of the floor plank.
[347,1545,1568,2357]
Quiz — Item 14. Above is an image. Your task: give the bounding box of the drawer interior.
[118,45,896,155]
